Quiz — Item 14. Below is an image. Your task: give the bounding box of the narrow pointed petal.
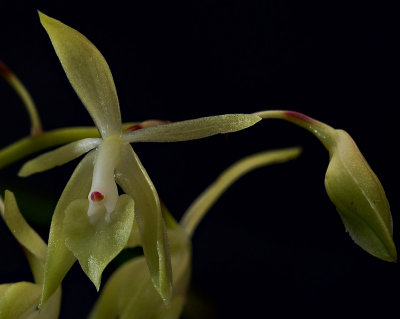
[181,147,302,237]
[123,114,261,143]
[41,151,96,306]
[2,191,47,283]
[18,138,100,177]
[63,195,135,290]
[88,228,191,319]
[115,144,172,304]
[39,12,122,138]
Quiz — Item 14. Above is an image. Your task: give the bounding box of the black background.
[0,1,399,318]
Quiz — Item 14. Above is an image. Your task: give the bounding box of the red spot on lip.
[90,191,104,202]
[0,60,12,77]
[284,110,314,123]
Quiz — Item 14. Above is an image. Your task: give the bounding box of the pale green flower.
[19,12,261,306]
[0,191,61,319]
[255,110,396,262]
[89,148,301,319]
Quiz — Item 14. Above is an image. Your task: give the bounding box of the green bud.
[325,129,396,262]
[255,110,396,262]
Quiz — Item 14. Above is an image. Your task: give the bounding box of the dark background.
[0,1,399,318]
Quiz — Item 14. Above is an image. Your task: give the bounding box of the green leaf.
[89,228,191,319]
[2,191,47,283]
[124,114,261,143]
[63,195,135,290]
[39,12,122,138]
[41,151,96,306]
[180,147,302,236]
[18,138,100,177]
[325,130,396,262]
[115,144,172,304]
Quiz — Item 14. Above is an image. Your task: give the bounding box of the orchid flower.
[19,12,261,306]
[89,148,301,319]
[0,191,61,318]
[255,110,396,262]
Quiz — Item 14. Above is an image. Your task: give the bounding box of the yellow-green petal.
[63,195,135,290]
[18,138,100,177]
[2,191,47,283]
[115,144,172,304]
[123,114,261,143]
[39,12,122,138]
[89,228,191,319]
[181,147,302,237]
[41,151,96,306]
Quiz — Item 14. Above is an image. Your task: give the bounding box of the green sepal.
[124,114,261,143]
[2,191,47,283]
[63,195,135,290]
[115,144,172,304]
[39,12,122,138]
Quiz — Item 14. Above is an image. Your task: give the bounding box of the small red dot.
[90,191,104,202]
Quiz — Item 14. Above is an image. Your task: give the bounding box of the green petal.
[39,12,122,138]
[0,282,41,319]
[18,138,100,177]
[88,228,191,319]
[115,144,172,304]
[63,195,135,290]
[180,147,302,237]
[2,191,47,283]
[123,114,261,143]
[41,151,96,306]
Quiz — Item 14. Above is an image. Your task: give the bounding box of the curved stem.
[254,110,337,149]
[180,147,301,237]
[0,60,42,135]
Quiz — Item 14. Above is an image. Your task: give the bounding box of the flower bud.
[255,110,396,261]
[325,129,396,262]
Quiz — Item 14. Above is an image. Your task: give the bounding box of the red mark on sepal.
[126,120,172,132]
[0,60,12,78]
[126,124,144,132]
[90,191,104,202]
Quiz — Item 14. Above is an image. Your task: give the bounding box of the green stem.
[254,110,337,149]
[180,147,301,237]
[0,60,42,135]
